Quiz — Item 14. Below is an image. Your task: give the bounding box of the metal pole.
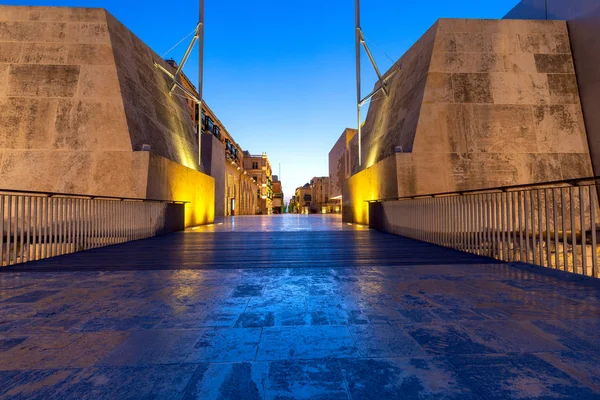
[355,0,362,167]
[198,0,205,169]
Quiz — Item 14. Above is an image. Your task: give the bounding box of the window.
[252,162,258,169]
[206,117,214,134]
[213,126,220,139]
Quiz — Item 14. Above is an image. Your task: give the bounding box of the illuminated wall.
[0,6,214,226]
[343,156,398,225]
[329,128,357,200]
[105,11,200,170]
[146,154,214,227]
[344,18,593,224]
[505,0,600,185]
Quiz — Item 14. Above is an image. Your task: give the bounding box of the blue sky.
[9,0,519,201]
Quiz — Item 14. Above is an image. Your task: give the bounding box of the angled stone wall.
[344,18,593,224]
[350,24,438,175]
[106,12,200,170]
[404,18,592,196]
[329,128,357,200]
[0,6,213,226]
[505,0,600,185]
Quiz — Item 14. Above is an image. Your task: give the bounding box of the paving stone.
[461,320,569,353]
[232,284,264,297]
[257,326,359,361]
[100,330,200,366]
[0,368,80,399]
[340,357,478,400]
[56,365,197,399]
[234,312,275,328]
[266,359,348,400]
[182,362,268,400]
[404,323,497,356]
[348,325,425,358]
[537,352,600,392]
[185,327,262,363]
[448,353,600,400]
[0,215,599,398]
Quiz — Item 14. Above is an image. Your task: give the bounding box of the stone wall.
[0,6,214,227]
[146,153,214,228]
[408,18,592,195]
[505,0,600,182]
[343,18,594,223]
[349,24,438,175]
[343,156,398,225]
[328,128,357,200]
[106,12,200,170]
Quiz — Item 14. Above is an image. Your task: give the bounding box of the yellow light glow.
[162,157,215,228]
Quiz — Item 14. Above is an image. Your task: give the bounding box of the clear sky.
[8,0,519,202]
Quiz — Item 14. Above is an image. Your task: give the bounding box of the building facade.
[201,104,258,216]
[272,175,284,214]
[243,152,273,214]
[294,184,312,214]
[291,178,331,214]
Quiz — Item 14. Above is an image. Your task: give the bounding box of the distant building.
[166,59,259,217]
[243,152,273,214]
[272,175,284,214]
[289,195,299,213]
[294,184,312,214]
[292,177,330,214]
[310,177,330,213]
[328,128,358,214]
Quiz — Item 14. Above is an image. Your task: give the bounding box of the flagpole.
[198,0,205,170]
[355,0,362,167]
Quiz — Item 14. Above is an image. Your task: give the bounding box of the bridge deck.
[1,215,600,399]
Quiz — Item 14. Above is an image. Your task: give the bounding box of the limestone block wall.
[505,0,600,185]
[349,24,438,175]
[329,128,357,200]
[0,6,213,226]
[105,13,200,170]
[410,18,593,196]
[343,156,398,225]
[0,6,134,195]
[146,153,214,227]
[343,18,594,223]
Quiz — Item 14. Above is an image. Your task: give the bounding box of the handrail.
[0,188,189,204]
[365,176,600,203]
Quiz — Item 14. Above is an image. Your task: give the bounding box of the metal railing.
[0,189,187,267]
[368,177,600,279]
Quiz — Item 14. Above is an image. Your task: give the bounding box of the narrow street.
[1,215,600,399]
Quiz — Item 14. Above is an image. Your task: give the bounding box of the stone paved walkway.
[1,215,600,399]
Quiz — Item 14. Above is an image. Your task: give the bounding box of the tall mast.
[355,0,361,167]
[198,0,205,168]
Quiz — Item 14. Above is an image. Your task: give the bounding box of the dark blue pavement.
[1,215,600,399]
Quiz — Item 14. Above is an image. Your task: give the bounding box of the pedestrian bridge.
[1,214,600,399]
